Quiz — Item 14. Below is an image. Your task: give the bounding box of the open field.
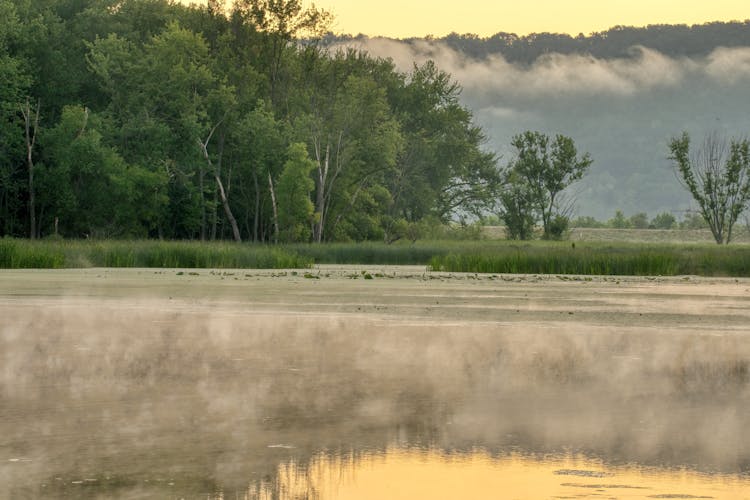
[1,268,749,499]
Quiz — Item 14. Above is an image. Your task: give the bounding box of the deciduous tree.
[669,131,750,244]
[508,131,592,239]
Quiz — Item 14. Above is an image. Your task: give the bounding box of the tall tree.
[0,0,31,236]
[276,142,315,242]
[389,61,501,223]
[199,118,241,242]
[232,0,331,107]
[669,131,750,244]
[20,97,40,239]
[508,131,592,239]
[297,56,402,242]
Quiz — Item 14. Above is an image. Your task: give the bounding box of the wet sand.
[1,268,749,498]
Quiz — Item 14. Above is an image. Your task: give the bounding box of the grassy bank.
[429,242,750,277]
[0,239,311,269]
[1,238,750,277]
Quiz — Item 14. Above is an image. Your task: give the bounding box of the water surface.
[1,268,749,499]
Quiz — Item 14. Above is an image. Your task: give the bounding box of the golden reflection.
[253,447,750,500]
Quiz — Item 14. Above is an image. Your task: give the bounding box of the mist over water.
[1,270,749,498]
[337,38,750,218]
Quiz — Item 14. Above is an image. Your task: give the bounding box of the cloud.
[333,37,750,98]
[705,46,750,84]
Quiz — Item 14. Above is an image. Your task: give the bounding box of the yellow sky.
[311,0,749,38]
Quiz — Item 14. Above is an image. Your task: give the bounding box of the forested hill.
[330,21,750,62]
[0,0,500,241]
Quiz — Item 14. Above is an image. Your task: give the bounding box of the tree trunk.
[21,98,40,240]
[198,165,206,240]
[268,172,279,244]
[313,141,329,243]
[253,170,260,242]
[214,173,241,242]
[199,128,241,243]
[210,132,225,241]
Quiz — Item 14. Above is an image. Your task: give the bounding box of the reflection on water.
[1,272,750,498]
[255,447,750,500]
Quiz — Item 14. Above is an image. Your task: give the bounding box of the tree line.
[384,21,750,63]
[2,1,749,245]
[0,0,501,242]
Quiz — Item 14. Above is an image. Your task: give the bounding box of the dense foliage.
[0,0,501,242]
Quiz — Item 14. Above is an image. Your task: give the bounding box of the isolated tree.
[669,131,750,244]
[508,131,592,239]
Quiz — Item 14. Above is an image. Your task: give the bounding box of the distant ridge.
[323,21,750,62]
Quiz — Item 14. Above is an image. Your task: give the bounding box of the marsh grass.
[429,242,750,277]
[0,239,311,269]
[1,238,749,276]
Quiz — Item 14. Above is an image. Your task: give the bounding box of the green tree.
[650,212,676,229]
[669,132,750,244]
[38,105,165,237]
[276,142,315,242]
[508,131,592,239]
[297,60,402,242]
[499,171,536,240]
[232,102,287,242]
[680,211,708,229]
[389,61,501,223]
[629,212,649,229]
[0,0,31,236]
[87,21,233,239]
[608,210,631,229]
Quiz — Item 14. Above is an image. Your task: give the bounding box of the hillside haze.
[334,25,750,219]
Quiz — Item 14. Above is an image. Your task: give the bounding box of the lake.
[1,268,749,499]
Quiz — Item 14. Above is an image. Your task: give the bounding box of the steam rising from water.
[1,270,749,497]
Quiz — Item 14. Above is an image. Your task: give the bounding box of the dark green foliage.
[276,142,315,242]
[0,0,498,242]
[629,212,649,229]
[547,214,570,240]
[651,212,677,229]
[499,174,536,240]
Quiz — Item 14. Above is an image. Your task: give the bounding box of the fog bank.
[338,38,750,218]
